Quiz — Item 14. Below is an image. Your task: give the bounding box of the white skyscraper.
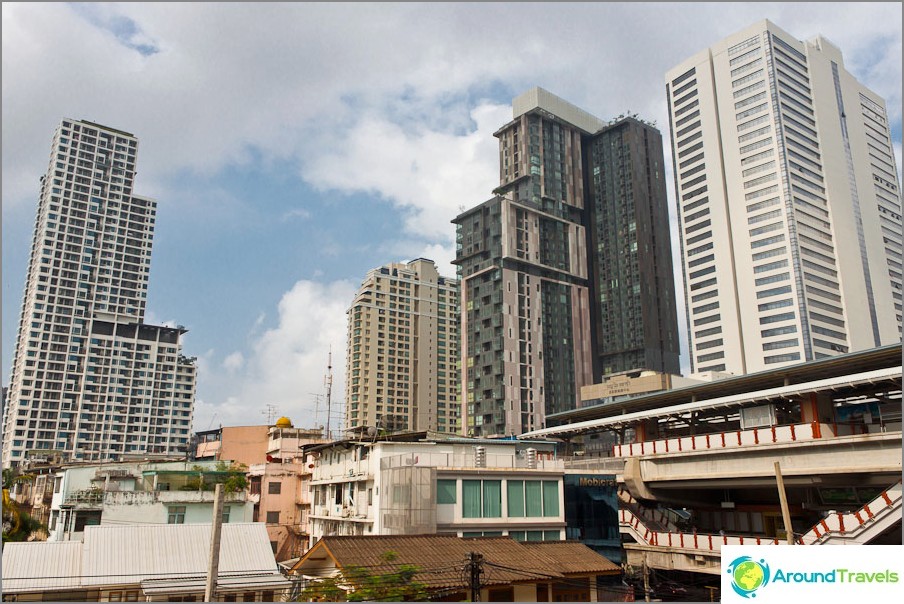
[2,119,196,468]
[666,20,902,375]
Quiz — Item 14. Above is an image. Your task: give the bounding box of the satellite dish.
[366,426,377,437]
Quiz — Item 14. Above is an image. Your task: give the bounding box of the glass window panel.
[437,479,457,504]
[543,481,560,517]
[544,530,561,541]
[525,481,543,516]
[507,480,525,517]
[527,530,544,541]
[462,480,482,518]
[483,480,502,518]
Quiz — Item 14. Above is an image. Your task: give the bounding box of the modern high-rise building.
[587,119,681,376]
[454,88,679,437]
[2,119,196,468]
[344,259,460,434]
[666,20,903,375]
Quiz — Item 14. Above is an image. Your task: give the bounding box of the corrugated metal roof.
[1,523,283,594]
[1,541,82,593]
[141,573,291,595]
[80,522,279,586]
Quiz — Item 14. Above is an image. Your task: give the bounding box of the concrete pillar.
[801,393,835,438]
[589,575,598,602]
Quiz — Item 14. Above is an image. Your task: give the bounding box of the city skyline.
[3,3,901,432]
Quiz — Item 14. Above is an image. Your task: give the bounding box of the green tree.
[2,469,45,543]
[299,551,430,602]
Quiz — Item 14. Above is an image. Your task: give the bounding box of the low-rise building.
[46,459,253,541]
[307,433,580,545]
[193,425,271,466]
[290,534,626,602]
[247,419,327,561]
[2,523,291,602]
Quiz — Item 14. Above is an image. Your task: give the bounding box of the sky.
[2,2,902,434]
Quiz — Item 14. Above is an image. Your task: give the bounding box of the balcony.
[311,460,371,483]
[103,490,247,505]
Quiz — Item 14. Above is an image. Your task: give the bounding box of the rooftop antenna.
[324,348,333,440]
[261,404,278,425]
[309,393,324,429]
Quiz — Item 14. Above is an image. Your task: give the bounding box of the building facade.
[454,88,679,437]
[587,120,681,376]
[2,119,197,468]
[247,419,327,561]
[307,435,569,545]
[46,459,253,542]
[345,259,460,434]
[666,20,903,375]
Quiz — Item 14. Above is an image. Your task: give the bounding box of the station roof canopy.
[523,344,902,439]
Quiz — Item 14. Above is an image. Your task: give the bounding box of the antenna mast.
[324,348,333,440]
[261,404,278,425]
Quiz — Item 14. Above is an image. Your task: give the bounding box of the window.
[167,506,186,524]
[222,506,231,524]
[507,480,559,517]
[462,480,501,518]
[268,481,282,495]
[266,511,280,524]
[437,480,457,504]
[542,481,559,517]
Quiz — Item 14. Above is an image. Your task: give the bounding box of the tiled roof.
[293,535,620,590]
[521,541,622,574]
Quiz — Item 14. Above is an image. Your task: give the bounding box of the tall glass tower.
[2,119,196,468]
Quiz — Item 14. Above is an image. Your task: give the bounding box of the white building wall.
[667,20,902,376]
[308,440,564,544]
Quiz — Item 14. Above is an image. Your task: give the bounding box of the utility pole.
[642,553,651,602]
[467,552,484,602]
[774,461,795,544]
[204,483,225,601]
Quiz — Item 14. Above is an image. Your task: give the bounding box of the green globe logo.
[727,556,771,598]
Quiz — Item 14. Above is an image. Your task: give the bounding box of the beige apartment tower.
[345,259,460,434]
[666,20,903,375]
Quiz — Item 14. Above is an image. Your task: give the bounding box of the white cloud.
[222,351,245,372]
[280,208,312,222]
[301,102,508,242]
[192,279,356,433]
